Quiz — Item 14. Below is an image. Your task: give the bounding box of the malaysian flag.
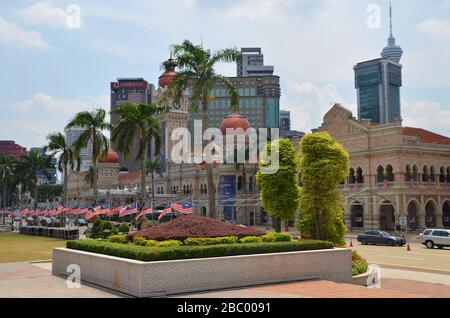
[117,93,143,105]
[84,209,97,221]
[171,201,193,214]
[136,207,153,220]
[119,203,138,217]
[383,179,388,189]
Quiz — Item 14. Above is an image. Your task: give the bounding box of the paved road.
[347,237,450,273]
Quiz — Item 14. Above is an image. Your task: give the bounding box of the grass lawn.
[0,232,66,264]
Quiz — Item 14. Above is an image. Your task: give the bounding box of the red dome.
[158,70,177,87]
[219,112,251,134]
[99,149,119,164]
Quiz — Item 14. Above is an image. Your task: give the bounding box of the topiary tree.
[118,223,130,234]
[297,132,349,245]
[91,217,102,238]
[256,138,300,232]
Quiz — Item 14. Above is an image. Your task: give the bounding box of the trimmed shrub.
[275,233,293,242]
[184,236,238,246]
[66,239,334,262]
[261,232,277,242]
[133,236,147,246]
[156,240,182,248]
[145,240,158,247]
[118,223,130,234]
[108,235,128,244]
[239,236,263,244]
[91,217,102,238]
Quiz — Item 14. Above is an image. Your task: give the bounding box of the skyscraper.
[110,78,156,172]
[65,127,93,172]
[236,48,274,77]
[30,147,58,185]
[354,4,403,124]
[0,141,26,160]
[279,110,291,135]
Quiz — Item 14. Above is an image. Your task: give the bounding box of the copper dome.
[99,148,119,164]
[219,112,251,134]
[158,58,177,88]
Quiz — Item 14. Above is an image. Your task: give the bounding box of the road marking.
[380,255,424,261]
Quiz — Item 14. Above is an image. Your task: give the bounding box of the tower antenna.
[389,1,393,38]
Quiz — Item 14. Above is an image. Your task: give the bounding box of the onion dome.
[219,112,251,134]
[99,148,119,164]
[158,58,177,88]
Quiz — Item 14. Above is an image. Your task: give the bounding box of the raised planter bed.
[52,247,352,297]
[352,265,380,287]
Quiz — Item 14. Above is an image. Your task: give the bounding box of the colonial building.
[314,104,450,231]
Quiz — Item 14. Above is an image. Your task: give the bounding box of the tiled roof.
[118,172,141,180]
[403,127,450,145]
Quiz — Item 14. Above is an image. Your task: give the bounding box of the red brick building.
[0,141,27,160]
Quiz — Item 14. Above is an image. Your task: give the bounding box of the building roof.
[118,172,141,181]
[402,127,450,145]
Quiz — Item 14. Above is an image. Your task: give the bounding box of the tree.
[15,149,53,209]
[45,132,80,206]
[84,166,95,188]
[297,132,349,245]
[167,40,241,218]
[110,102,161,212]
[65,109,110,204]
[146,159,162,205]
[256,139,300,233]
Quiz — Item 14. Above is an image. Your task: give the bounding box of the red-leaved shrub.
[130,215,265,241]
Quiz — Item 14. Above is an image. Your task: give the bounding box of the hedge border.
[66,239,334,262]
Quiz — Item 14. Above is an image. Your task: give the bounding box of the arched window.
[405,165,412,182]
[349,168,355,184]
[430,166,436,182]
[237,176,243,191]
[204,184,207,194]
[183,185,186,194]
[356,168,364,184]
[440,167,446,183]
[447,167,450,183]
[386,165,394,182]
[423,166,429,182]
[377,166,385,183]
[249,176,253,191]
[413,165,419,181]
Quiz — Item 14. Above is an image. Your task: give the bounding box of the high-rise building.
[30,147,58,185]
[110,78,156,172]
[188,75,281,130]
[354,4,403,124]
[237,48,274,77]
[0,141,26,160]
[65,127,93,172]
[280,110,291,134]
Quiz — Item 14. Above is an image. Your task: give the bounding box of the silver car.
[419,229,450,249]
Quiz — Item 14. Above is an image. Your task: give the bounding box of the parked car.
[357,230,406,246]
[74,218,88,226]
[419,229,450,249]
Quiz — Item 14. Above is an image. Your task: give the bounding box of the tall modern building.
[110,78,156,172]
[354,4,403,124]
[237,48,274,77]
[0,141,26,160]
[30,147,58,185]
[65,127,93,172]
[188,75,281,130]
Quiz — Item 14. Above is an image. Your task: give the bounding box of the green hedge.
[66,239,334,262]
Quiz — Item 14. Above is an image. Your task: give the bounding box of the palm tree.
[45,132,80,206]
[0,154,16,224]
[111,102,161,212]
[65,109,110,204]
[167,40,241,218]
[15,149,53,209]
[146,159,162,205]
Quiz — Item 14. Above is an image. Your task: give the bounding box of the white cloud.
[19,2,68,28]
[0,16,49,49]
[1,93,109,149]
[223,0,298,21]
[417,19,450,39]
[402,98,450,136]
[281,81,355,133]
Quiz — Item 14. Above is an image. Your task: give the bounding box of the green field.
[0,232,66,264]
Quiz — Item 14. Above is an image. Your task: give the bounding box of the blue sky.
[1,0,450,149]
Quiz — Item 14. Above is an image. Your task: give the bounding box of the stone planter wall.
[52,247,352,297]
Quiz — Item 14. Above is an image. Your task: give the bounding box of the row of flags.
[1,201,193,222]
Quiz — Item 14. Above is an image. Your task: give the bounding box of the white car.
[419,229,450,249]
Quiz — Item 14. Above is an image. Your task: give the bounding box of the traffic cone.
[349,239,353,248]
[406,243,411,251]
